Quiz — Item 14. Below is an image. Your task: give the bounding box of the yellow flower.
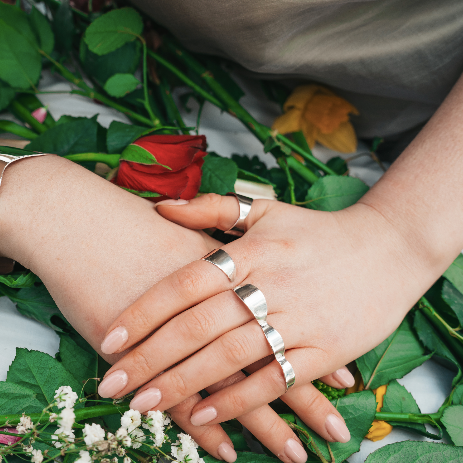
[346,373,393,442]
[272,84,359,153]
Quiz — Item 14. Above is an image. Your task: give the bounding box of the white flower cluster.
[171,433,205,463]
[51,386,77,448]
[54,386,78,409]
[16,414,33,434]
[143,410,171,447]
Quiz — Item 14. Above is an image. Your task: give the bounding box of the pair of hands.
[97,193,430,462]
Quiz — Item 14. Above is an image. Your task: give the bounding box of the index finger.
[99,247,250,355]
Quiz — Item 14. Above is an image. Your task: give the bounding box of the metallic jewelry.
[202,248,236,282]
[0,153,48,187]
[234,284,295,390]
[224,193,253,237]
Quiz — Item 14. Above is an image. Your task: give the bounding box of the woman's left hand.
[97,193,436,438]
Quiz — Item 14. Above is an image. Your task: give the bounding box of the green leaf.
[444,254,463,296]
[104,73,140,98]
[442,279,463,327]
[52,0,73,53]
[304,175,368,211]
[326,156,348,175]
[200,154,238,195]
[381,379,428,436]
[84,8,143,56]
[27,117,99,155]
[120,143,169,168]
[0,6,41,89]
[79,38,141,87]
[441,405,463,446]
[106,121,150,154]
[0,145,40,156]
[120,187,161,198]
[221,423,251,452]
[0,272,36,288]
[10,284,70,333]
[453,384,463,405]
[413,310,461,383]
[365,441,463,462]
[0,382,45,415]
[7,348,82,409]
[29,7,54,55]
[296,391,376,462]
[58,334,97,394]
[356,316,432,390]
[0,80,16,111]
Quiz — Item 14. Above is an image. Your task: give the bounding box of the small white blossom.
[116,427,128,439]
[121,410,141,433]
[123,457,131,463]
[22,445,33,454]
[31,449,43,463]
[49,413,58,423]
[116,427,132,447]
[83,423,105,447]
[54,386,78,409]
[116,447,126,457]
[143,410,169,447]
[129,429,145,449]
[171,434,204,463]
[51,427,75,448]
[58,407,75,434]
[75,450,92,463]
[16,414,33,434]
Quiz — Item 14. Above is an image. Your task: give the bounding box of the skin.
[100,74,463,439]
[0,155,347,463]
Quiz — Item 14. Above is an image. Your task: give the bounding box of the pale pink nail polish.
[130,388,162,412]
[190,406,217,426]
[217,442,237,463]
[284,439,307,463]
[98,370,128,398]
[155,199,189,207]
[101,326,129,355]
[325,414,351,443]
[332,368,355,388]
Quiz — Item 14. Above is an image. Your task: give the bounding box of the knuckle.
[220,332,253,366]
[129,348,154,379]
[174,267,207,301]
[259,416,281,436]
[168,369,190,398]
[129,301,152,328]
[186,309,216,341]
[227,392,248,414]
[304,389,329,411]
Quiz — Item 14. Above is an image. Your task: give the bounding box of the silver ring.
[234,284,295,390]
[224,193,253,237]
[202,249,236,282]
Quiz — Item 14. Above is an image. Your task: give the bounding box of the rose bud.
[31,107,47,124]
[113,134,207,202]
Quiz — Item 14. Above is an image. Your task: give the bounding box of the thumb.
[155,193,272,231]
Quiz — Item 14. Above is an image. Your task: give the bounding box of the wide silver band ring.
[224,193,253,237]
[234,284,295,390]
[202,249,236,282]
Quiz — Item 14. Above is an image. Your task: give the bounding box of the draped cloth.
[131,0,463,147]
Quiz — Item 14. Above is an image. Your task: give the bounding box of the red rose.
[113,134,207,202]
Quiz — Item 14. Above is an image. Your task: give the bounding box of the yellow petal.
[300,117,318,149]
[272,108,303,134]
[366,421,393,442]
[316,121,358,153]
[283,85,320,111]
[373,385,388,412]
[303,94,358,134]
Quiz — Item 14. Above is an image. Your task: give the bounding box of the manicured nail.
[130,388,162,412]
[325,414,350,443]
[332,367,355,388]
[98,370,128,398]
[101,326,129,355]
[155,199,189,207]
[190,406,217,426]
[284,438,307,463]
[217,442,237,463]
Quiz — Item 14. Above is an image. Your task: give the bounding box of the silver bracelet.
[0,153,49,187]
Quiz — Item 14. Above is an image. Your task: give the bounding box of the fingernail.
[155,199,189,207]
[98,370,128,398]
[325,414,350,443]
[190,406,217,426]
[101,326,129,355]
[130,388,162,413]
[284,438,307,463]
[217,442,237,463]
[332,368,355,388]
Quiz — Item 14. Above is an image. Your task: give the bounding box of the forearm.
[0,155,219,361]
[359,73,463,280]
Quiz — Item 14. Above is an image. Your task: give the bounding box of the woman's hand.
[98,191,440,443]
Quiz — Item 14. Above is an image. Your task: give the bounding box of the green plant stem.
[140,39,159,125]
[39,50,157,127]
[64,153,121,168]
[0,404,129,427]
[0,120,38,139]
[375,411,441,426]
[159,75,189,133]
[278,157,296,204]
[9,101,47,134]
[286,156,319,185]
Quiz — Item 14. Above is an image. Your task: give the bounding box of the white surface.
[0,70,453,462]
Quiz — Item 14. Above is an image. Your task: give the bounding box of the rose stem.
[0,121,38,140]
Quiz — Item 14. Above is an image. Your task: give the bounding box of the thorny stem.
[278,157,296,204]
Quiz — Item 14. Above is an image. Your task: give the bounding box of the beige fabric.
[132,0,463,141]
